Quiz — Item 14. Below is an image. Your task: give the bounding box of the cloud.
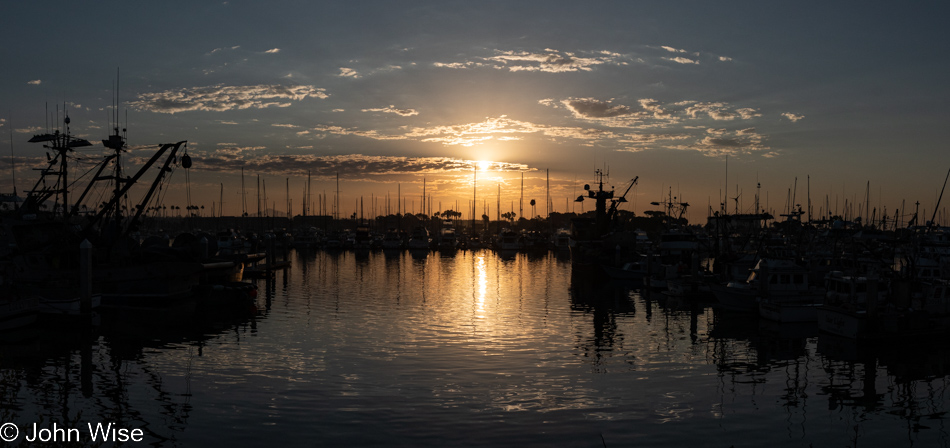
[310,116,542,146]
[562,98,632,119]
[685,102,742,120]
[782,112,804,122]
[543,97,682,127]
[271,123,298,128]
[15,126,43,134]
[184,152,532,177]
[129,84,328,114]
[433,62,479,69]
[638,99,672,119]
[668,127,769,156]
[543,96,779,156]
[701,136,744,147]
[336,64,403,79]
[310,113,684,153]
[661,46,688,53]
[28,80,41,85]
[719,56,733,62]
[362,105,419,117]
[264,48,280,54]
[490,49,628,72]
[436,49,628,73]
[338,67,360,78]
[405,116,542,146]
[207,45,241,55]
[664,56,699,65]
[736,108,761,119]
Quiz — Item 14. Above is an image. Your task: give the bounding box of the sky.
[2,1,949,225]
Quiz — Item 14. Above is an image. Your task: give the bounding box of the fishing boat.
[293,226,323,249]
[711,258,824,320]
[570,171,639,266]
[407,226,431,250]
[438,223,458,251]
[0,296,39,331]
[602,258,648,280]
[8,111,204,310]
[381,228,405,250]
[495,229,522,251]
[354,225,373,250]
[816,272,886,339]
[552,228,572,251]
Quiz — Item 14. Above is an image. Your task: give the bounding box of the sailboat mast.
[473,166,476,234]
[807,175,811,222]
[8,125,16,209]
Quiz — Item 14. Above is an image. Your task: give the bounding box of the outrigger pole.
[85,141,187,235]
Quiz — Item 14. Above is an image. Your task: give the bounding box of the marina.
[3,3,950,445]
[2,119,950,446]
[2,248,950,446]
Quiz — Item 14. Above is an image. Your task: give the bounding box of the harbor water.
[2,249,949,447]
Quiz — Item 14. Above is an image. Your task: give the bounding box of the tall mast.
[807,175,811,222]
[62,113,69,215]
[98,68,130,222]
[305,170,311,217]
[8,124,16,209]
[473,165,476,233]
[930,168,950,230]
[724,155,728,214]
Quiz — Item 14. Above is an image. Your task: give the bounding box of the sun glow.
[477,160,492,172]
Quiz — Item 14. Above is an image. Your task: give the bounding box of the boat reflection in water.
[2,250,949,447]
[0,285,263,446]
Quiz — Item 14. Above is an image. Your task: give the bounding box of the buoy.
[181,153,192,168]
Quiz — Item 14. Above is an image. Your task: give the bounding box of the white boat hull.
[816,306,866,339]
[758,300,822,323]
[0,298,39,331]
[38,295,102,315]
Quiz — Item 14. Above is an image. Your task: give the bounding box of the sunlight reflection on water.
[1,249,949,447]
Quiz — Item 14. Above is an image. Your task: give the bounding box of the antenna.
[116,67,120,133]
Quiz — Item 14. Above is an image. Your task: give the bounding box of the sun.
[477,160,492,172]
